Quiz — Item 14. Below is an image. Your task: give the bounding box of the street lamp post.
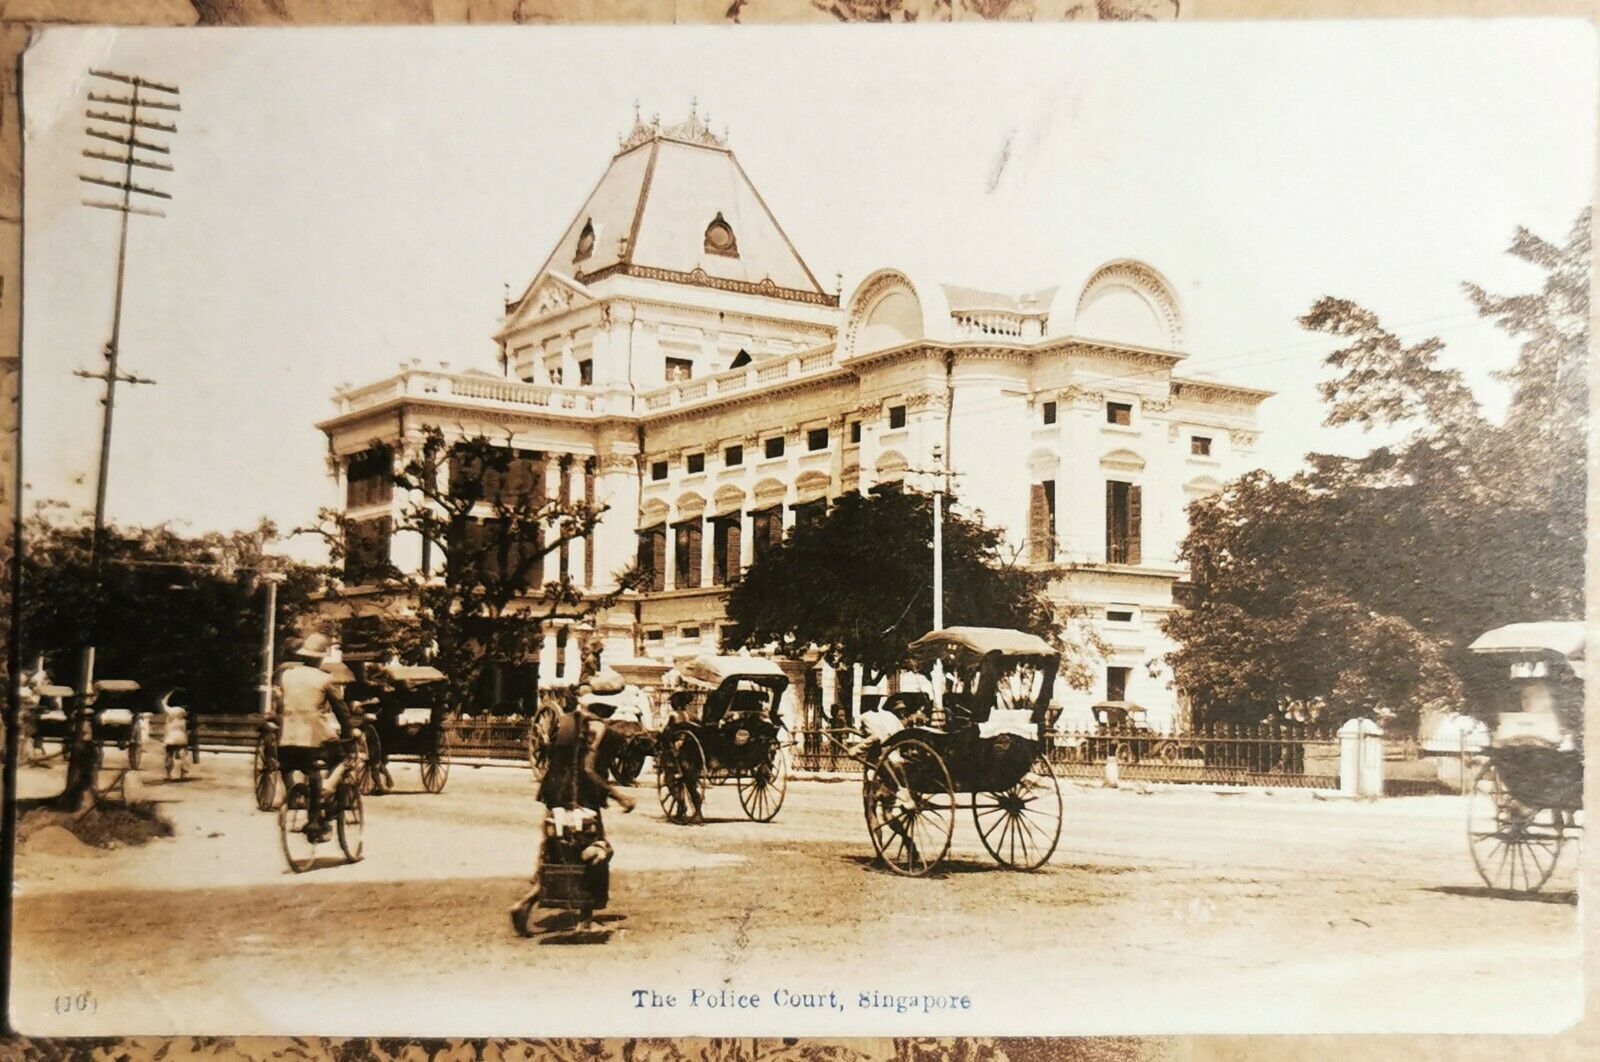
[258,573,287,719]
[930,444,947,715]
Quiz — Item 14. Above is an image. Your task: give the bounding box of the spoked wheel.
[863,737,955,877]
[337,783,365,863]
[253,736,279,811]
[973,754,1063,870]
[421,728,451,794]
[1468,761,1565,894]
[278,779,319,874]
[528,708,558,785]
[612,743,648,786]
[737,741,789,823]
[656,730,706,825]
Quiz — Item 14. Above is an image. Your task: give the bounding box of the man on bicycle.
[275,632,352,841]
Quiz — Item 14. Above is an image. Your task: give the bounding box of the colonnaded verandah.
[313,104,1271,731]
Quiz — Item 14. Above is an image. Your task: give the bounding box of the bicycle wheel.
[337,783,365,863]
[253,735,279,811]
[278,780,318,873]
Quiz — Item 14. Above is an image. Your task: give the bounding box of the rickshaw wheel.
[421,728,451,794]
[612,741,649,786]
[1468,760,1564,895]
[973,753,1063,870]
[528,707,558,784]
[737,740,789,823]
[862,737,954,877]
[253,736,279,811]
[656,729,706,825]
[337,783,365,863]
[277,780,318,874]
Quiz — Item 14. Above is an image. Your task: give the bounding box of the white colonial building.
[315,106,1269,730]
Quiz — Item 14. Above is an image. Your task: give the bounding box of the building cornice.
[574,263,839,308]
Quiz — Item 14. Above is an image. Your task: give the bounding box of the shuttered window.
[1028,481,1057,563]
[1105,481,1142,565]
[345,448,393,509]
[582,458,596,588]
[712,516,742,586]
[637,526,666,593]
[344,518,392,583]
[751,508,783,561]
[674,519,704,588]
[557,459,571,582]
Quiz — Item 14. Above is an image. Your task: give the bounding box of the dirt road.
[10,753,1580,1038]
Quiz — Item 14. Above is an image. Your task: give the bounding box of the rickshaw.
[30,679,147,770]
[860,627,1064,876]
[1465,621,1584,895]
[360,662,453,795]
[654,656,792,824]
[24,684,76,766]
[1081,701,1185,764]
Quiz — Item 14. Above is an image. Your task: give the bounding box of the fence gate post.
[1338,718,1383,798]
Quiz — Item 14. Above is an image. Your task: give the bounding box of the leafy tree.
[725,486,1104,689]
[1165,210,1588,729]
[303,427,641,713]
[15,501,323,807]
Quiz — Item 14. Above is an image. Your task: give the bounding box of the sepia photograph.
[5,17,1592,1039]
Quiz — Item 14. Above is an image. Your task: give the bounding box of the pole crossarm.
[73,368,156,387]
[78,174,172,200]
[88,92,180,112]
[82,199,166,218]
[87,109,178,134]
[83,149,174,172]
[84,127,171,155]
[90,68,180,95]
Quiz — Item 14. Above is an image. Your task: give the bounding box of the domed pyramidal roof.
[517,102,832,310]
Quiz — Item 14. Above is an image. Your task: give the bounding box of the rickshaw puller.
[510,678,636,935]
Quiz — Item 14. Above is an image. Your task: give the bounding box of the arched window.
[575,219,595,262]
[704,212,738,257]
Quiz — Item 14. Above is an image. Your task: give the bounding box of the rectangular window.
[343,518,392,584]
[345,447,393,509]
[764,436,785,460]
[849,421,861,445]
[674,519,703,588]
[665,356,693,382]
[686,453,705,475]
[1106,608,1136,624]
[651,460,669,481]
[712,515,742,586]
[645,629,664,643]
[577,359,593,387]
[725,444,744,467]
[448,445,545,507]
[807,427,829,451]
[636,526,666,593]
[681,626,701,641]
[1105,480,1143,565]
[1107,666,1131,703]
[544,356,564,386]
[888,404,907,430]
[1191,435,1212,457]
[752,507,783,561]
[1028,481,1057,563]
[1106,401,1132,426]
[1042,401,1057,426]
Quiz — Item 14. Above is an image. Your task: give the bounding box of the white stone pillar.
[591,452,640,593]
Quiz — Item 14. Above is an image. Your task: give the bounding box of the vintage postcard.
[6,18,1592,1040]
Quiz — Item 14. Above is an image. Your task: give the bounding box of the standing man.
[274,632,352,841]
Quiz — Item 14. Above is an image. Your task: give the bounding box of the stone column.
[591,450,640,593]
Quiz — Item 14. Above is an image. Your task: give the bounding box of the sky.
[20,21,1597,560]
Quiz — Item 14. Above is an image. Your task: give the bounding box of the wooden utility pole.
[62,69,179,807]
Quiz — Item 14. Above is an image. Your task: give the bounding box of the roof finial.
[689,95,698,119]
[633,98,640,121]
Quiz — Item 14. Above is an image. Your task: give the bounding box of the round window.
[704,213,736,254]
